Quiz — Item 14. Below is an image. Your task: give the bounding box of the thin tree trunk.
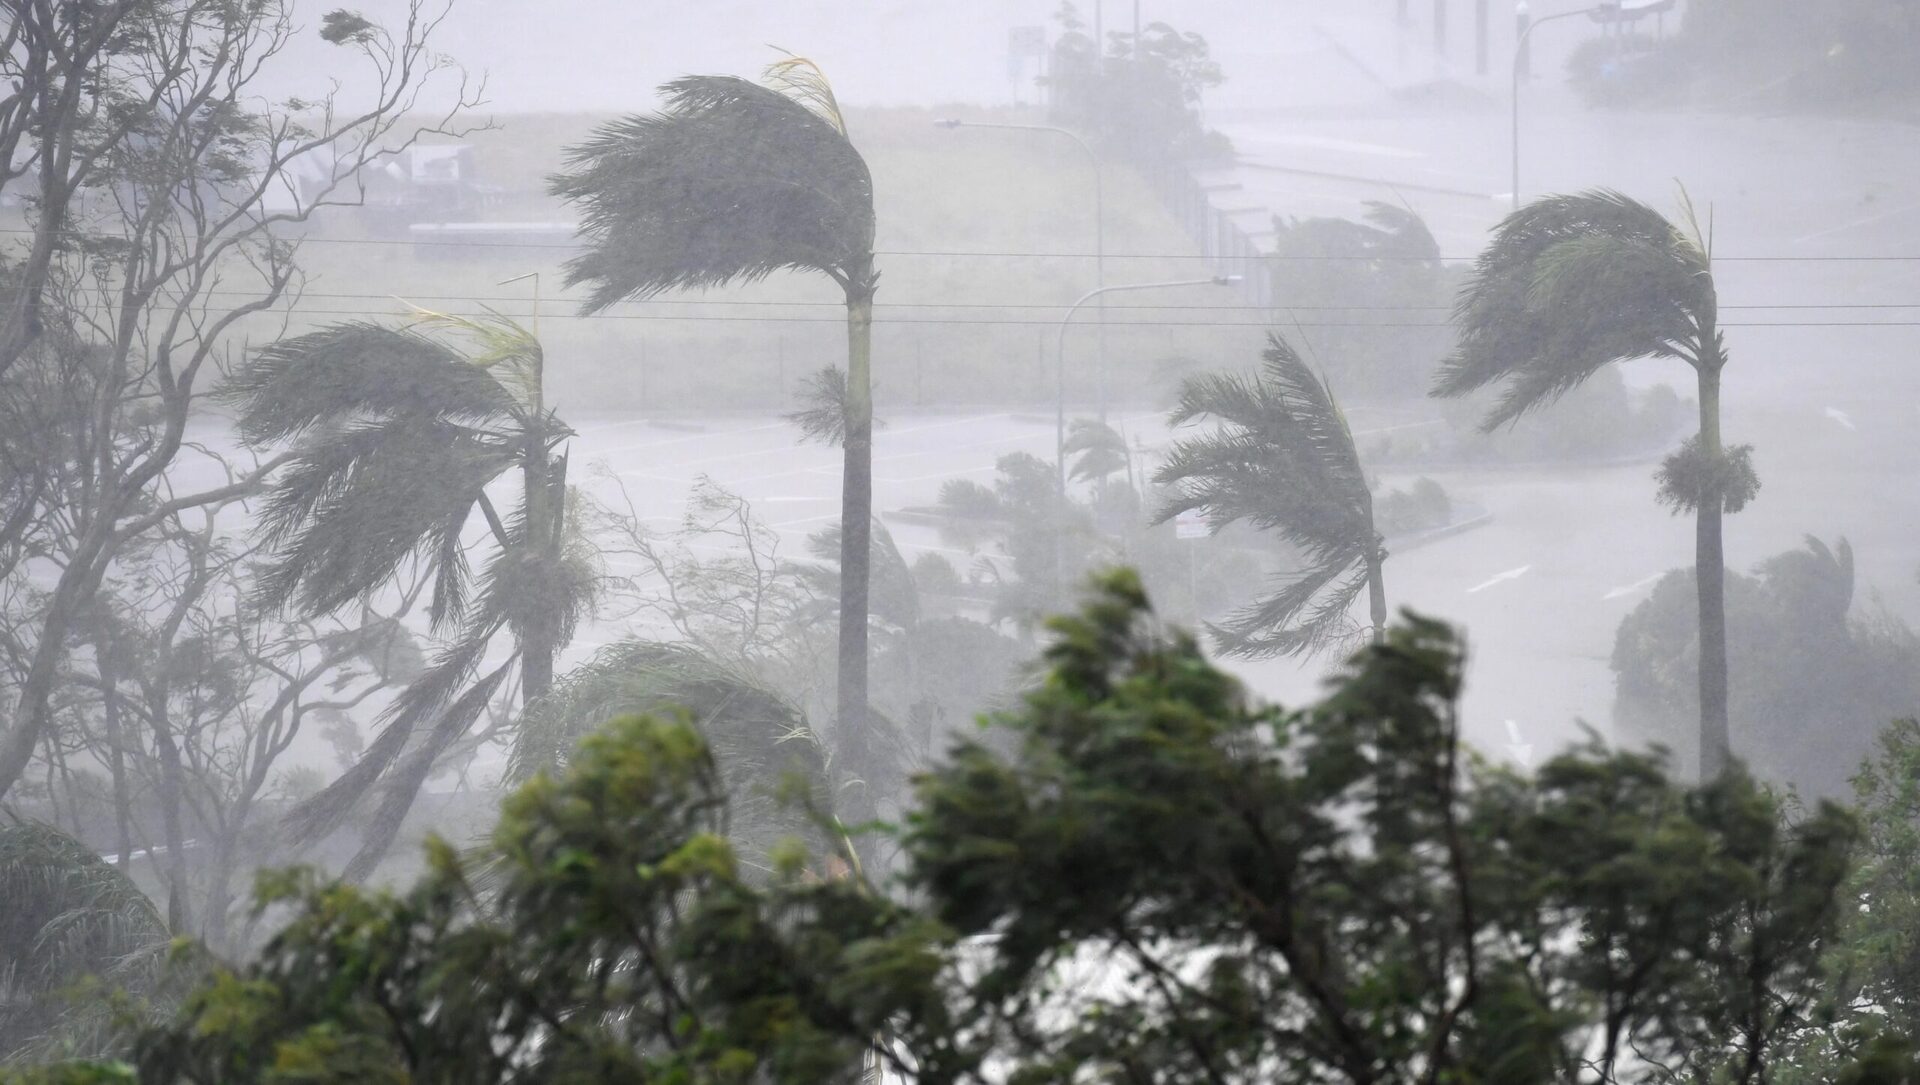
[519,432,557,707]
[1695,363,1730,779]
[837,277,876,800]
[1366,548,1389,645]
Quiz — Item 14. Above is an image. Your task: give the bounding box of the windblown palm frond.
[227,322,533,630]
[509,641,832,867]
[1434,189,1713,429]
[1759,535,1855,631]
[1359,200,1442,264]
[550,74,876,311]
[784,365,886,448]
[1064,418,1129,485]
[0,819,168,1058]
[799,518,919,631]
[403,306,545,409]
[221,322,519,444]
[1155,335,1381,659]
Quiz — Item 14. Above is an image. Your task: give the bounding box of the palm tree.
[550,56,881,782]
[1432,190,1756,778]
[0,818,169,1059]
[508,641,836,873]
[223,311,597,877]
[1155,334,1385,658]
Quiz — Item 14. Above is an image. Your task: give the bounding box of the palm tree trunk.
[836,278,876,794]
[1695,363,1730,779]
[519,438,557,707]
[1365,548,1388,645]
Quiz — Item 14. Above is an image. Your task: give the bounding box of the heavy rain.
[2,1,1919,1080]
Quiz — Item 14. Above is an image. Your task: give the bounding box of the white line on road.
[1466,565,1532,594]
[1793,200,1920,244]
[1601,572,1666,601]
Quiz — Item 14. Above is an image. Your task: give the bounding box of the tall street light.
[936,118,1112,416]
[1511,2,1610,210]
[1049,276,1238,595]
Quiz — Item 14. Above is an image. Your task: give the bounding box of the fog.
[4,0,1920,1073]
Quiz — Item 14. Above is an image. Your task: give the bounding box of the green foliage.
[1374,476,1452,537]
[0,821,168,1063]
[227,316,596,875]
[1657,434,1762,514]
[551,73,877,311]
[20,574,1896,1082]
[1044,2,1228,162]
[1155,335,1384,657]
[1436,190,1716,431]
[1613,536,1920,794]
[1269,201,1454,400]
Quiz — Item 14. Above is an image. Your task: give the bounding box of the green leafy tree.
[34,572,1886,1084]
[1613,536,1918,794]
[1269,201,1453,400]
[1155,334,1386,656]
[551,57,880,792]
[223,311,597,879]
[1434,189,1754,778]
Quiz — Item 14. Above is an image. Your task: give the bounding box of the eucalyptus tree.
[1433,189,1753,778]
[0,0,475,804]
[550,56,882,780]
[223,311,597,879]
[1155,334,1386,657]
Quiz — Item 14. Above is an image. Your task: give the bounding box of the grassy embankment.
[277,106,1265,418]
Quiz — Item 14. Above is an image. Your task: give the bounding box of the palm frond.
[1206,561,1371,660]
[0,818,168,1058]
[785,365,870,447]
[404,304,544,410]
[222,322,518,444]
[763,50,849,135]
[249,418,519,618]
[1156,334,1380,658]
[283,623,503,844]
[1434,189,1713,429]
[510,641,832,865]
[550,73,876,311]
[341,653,521,882]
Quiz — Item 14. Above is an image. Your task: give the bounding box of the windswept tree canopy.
[550,68,877,310]
[1155,335,1378,658]
[1435,189,1717,429]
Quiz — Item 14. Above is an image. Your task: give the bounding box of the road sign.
[1008,25,1047,57]
[1174,508,1210,541]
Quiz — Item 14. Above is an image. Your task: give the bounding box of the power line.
[5,226,1920,263]
[83,287,1920,313]
[52,303,1920,330]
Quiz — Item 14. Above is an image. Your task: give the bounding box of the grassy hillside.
[282,106,1264,416]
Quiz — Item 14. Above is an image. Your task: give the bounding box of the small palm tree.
[550,56,881,780]
[224,311,597,876]
[508,641,836,873]
[0,818,169,1059]
[1432,189,1755,778]
[1155,335,1385,658]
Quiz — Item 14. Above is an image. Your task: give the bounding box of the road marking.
[1601,572,1666,601]
[1793,200,1920,244]
[1466,564,1531,593]
[592,420,790,455]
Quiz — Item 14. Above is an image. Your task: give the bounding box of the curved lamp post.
[1512,3,1608,210]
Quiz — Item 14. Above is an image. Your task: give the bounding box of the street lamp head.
[1515,1,1529,14]
[933,118,964,129]
[1212,275,1243,286]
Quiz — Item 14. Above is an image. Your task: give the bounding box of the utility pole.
[1476,0,1489,74]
